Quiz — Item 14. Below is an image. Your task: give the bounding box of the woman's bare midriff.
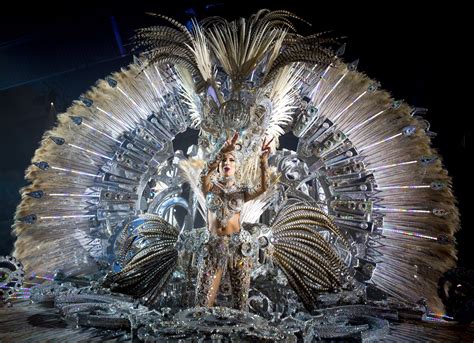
[208,212,241,236]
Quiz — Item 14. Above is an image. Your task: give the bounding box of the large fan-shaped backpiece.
[293,59,458,312]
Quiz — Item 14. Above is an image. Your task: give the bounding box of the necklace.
[218,175,237,190]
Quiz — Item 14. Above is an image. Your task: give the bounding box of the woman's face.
[220,152,236,177]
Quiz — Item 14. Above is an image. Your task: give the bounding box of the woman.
[196,132,272,310]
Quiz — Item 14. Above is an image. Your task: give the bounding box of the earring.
[235,168,241,183]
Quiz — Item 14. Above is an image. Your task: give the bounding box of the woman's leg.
[205,268,224,306]
[229,254,253,311]
[195,237,228,307]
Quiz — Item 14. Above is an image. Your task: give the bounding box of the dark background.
[1,1,471,268]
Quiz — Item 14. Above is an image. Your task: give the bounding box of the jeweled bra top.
[206,181,245,227]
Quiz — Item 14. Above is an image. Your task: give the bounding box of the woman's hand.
[222,132,239,153]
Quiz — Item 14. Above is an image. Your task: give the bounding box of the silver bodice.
[206,181,245,226]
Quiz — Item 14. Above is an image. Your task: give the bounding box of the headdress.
[136,10,339,184]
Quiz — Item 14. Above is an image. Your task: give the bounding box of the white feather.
[266,65,303,137]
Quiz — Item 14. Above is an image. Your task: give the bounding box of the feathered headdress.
[135,9,340,182]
